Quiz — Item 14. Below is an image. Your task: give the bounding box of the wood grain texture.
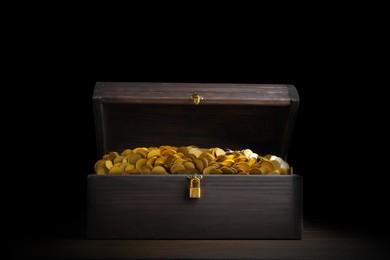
[93,82,294,105]
[87,175,302,239]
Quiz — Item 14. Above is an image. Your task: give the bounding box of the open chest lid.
[93,82,299,160]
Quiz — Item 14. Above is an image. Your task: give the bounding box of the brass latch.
[191,93,203,105]
[188,175,202,198]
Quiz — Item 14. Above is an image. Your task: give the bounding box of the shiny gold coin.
[171,164,187,174]
[193,159,204,173]
[96,165,109,175]
[120,162,130,171]
[249,168,262,174]
[183,161,196,170]
[270,160,281,170]
[146,157,157,166]
[177,146,189,156]
[278,168,288,175]
[105,160,113,170]
[161,148,177,156]
[268,170,280,175]
[188,147,203,158]
[151,165,168,174]
[220,166,235,174]
[248,157,257,167]
[214,148,226,157]
[216,155,227,162]
[147,148,160,159]
[122,149,133,156]
[126,153,142,165]
[243,149,253,158]
[280,161,289,171]
[94,159,106,172]
[135,150,147,158]
[221,159,235,166]
[236,162,251,172]
[154,156,166,166]
[127,168,142,174]
[141,165,153,174]
[210,168,223,174]
[173,158,186,165]
[108,151,119,161]
[199,157,209,168]
[133,147,148,153]
[260,161,274,171]
[198,151,215,161]
[109,166,123,174]
[203,166,217,174]
[259,166,271,174]
[114,156,125,164]
[136,158,147,169]
[124,164,135,173]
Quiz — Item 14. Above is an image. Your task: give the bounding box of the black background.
[2,12,388,243]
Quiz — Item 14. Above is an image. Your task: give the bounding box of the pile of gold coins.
[94,146,291,175]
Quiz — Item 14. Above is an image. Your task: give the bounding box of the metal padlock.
[189,177,201,199]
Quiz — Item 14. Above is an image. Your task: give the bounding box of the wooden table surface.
[8,222,389,259]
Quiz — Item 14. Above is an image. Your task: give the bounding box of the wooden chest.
[87,82,302,239]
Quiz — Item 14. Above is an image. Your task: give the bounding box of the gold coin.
[105,160,113,170]
[114,156,125,164]
[120,162,130,171]
[249,168,262,174]
[133,147,148,153]
[189,147,203,158]
[109,166,123,174]
[165,155,179,164]
[108,151,119,161]
[203,166,217,174]
[236,162,251,172]
[260,161,274,171]
[124,164,135,173]
[243,149,253,158]
[141,165,153,174]
[259,166,271,174]
[96,165,109,175]
[177,146,189,156]
[220,166,235,174]
[214,148,226,157]
[94,159,106,172]
[221,159,235,166]
[183,161,195,170]
[147,149,161,159]
[136,158,147,169]
[199,157,209,168]
[171,164,187,174]
[127,168,142,174]
[210,168,223,174]
[193,159,204,173]
[126,153,142,165]
[173,158,186,165]
[248,157,257,167]
[122,149,133,156]
[270,160,281,170]
[146,157,157,166]
[268,170,280,175]
[151,165,168,174]
[280,161,289,171]
[154,156,166,166]
[216,155,227,162]
[161,148,177,156]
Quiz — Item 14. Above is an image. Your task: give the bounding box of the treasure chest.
[87,82,302,239]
